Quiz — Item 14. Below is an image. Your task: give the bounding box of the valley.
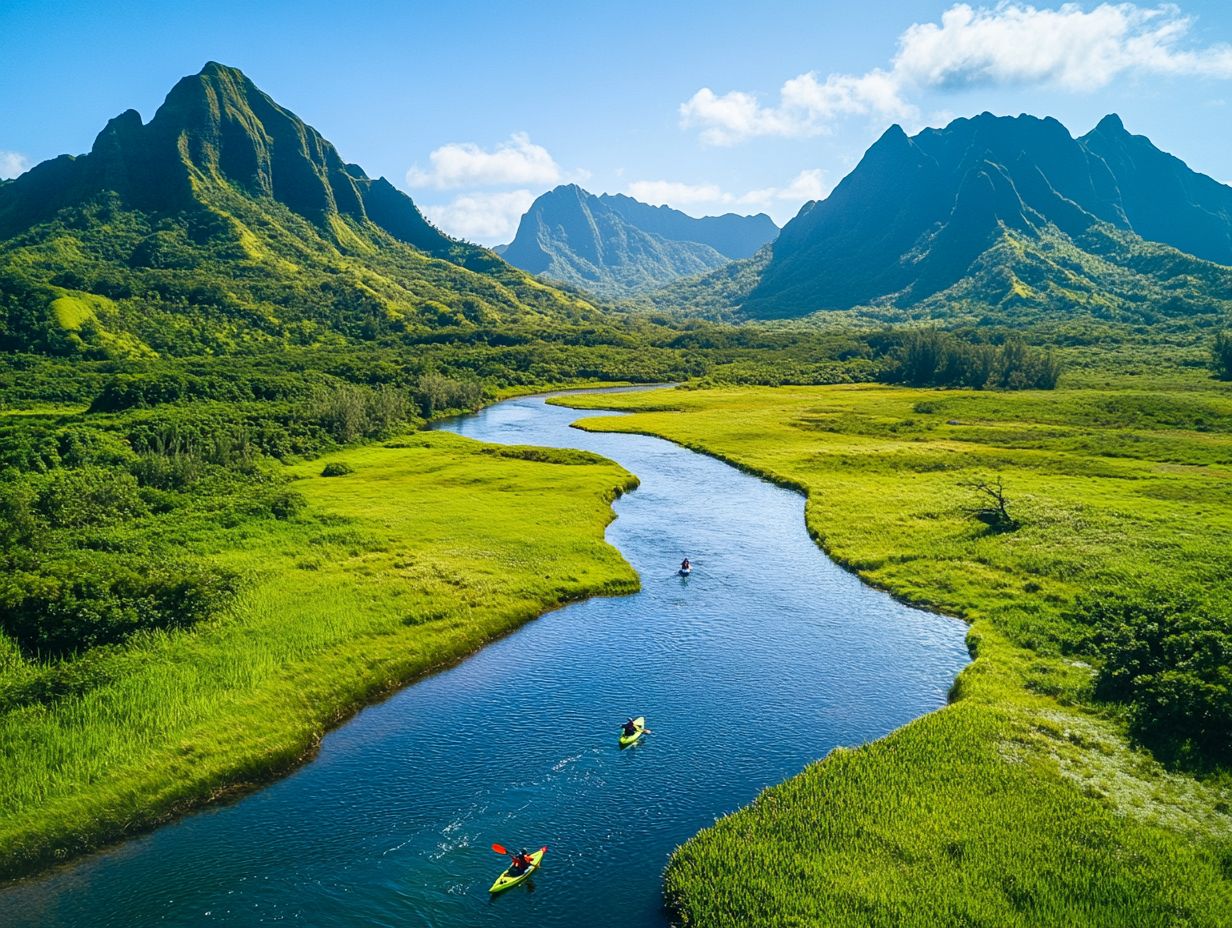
[2,39,1231,928]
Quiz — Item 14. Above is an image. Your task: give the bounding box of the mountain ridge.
[656,112,1232,323]
[0,63,600,356]
[501,184,776,298]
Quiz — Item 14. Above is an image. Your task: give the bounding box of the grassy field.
[558,379,1232,926]
[0,430,637,879]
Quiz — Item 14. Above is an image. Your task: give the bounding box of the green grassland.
[557,379,1232,926]
[0,428,637,878]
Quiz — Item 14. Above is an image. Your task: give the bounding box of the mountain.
[501,185,776,298]
[658,113,1232,324]
[0,63,598,357]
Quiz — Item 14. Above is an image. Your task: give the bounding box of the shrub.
[0,560,241,658]
[1077,588,1232,768]
[321,462,353,477]
[37,466,147,528]
[269,490,306,520]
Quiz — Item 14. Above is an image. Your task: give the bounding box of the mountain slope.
[657,113,1232,324]
[597,193,777,259]
[0,63,599,357]
[502,185,776,298]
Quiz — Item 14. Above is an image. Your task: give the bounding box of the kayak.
[489,846,548,894]
[679,567,692,576]
[619,716,646,747]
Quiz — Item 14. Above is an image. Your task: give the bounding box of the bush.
[269,490,306,520]
[320,462,353,477]
[0,560,241,658]
[37,466,147,528]
[1077,588,1231,768]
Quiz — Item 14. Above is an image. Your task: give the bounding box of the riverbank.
[0,429,638,880]
[559,381,1232,926]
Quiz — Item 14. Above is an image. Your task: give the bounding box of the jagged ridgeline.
[502,184,777,298]
[0,62,600,356]
[657,113,1232,323]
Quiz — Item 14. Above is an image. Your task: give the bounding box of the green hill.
[0,63,600,357]
[656,113,1232,325]
[502,184,776,298]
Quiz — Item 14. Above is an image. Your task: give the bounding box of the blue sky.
[2,0,1231,243]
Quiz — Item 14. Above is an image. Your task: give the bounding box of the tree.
[1212,330,1232,381]
[959,476,1017,530]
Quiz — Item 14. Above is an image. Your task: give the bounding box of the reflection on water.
[1,390,969,928]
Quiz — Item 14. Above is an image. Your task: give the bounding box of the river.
[2,389,969,928]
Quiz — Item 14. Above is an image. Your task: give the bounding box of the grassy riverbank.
[0,429,637,879]
[559,379,1232,926]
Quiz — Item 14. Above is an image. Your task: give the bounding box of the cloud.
[681,3,1232,144]
[418,189,536,245]
[626,169,830,224]
[625,180,727,207]
[406,133,560,189]
[0,150,30,179]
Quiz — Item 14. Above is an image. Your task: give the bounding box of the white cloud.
[625,180,727,207]
[625,169,830,224]
[406,133,560,189]
[0,150,30,179]
[419,189,536,245]
[682,3,1232,144]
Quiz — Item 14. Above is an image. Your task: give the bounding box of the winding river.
[3,390,969,928]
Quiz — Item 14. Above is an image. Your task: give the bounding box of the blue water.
[0,390,969,928]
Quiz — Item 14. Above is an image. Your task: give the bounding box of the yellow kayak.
[489,846,547,893]
[619,716,646,747]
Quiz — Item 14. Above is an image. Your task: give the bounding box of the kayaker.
[622,718,639,737]
[681,558,691,571]
[509,849,533,875]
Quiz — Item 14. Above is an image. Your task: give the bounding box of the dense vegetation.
[888,330,1061,389]
[0,384,640,877]
[560,380,1232,926]
[1214,330,1232,380]
[1079,588,1232,769]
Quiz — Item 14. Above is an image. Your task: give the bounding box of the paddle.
[492,843,511,857]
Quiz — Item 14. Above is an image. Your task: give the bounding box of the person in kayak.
[622,718,639,737]
[509,849,534,875]
[680,558,691,571]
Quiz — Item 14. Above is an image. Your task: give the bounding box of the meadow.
[0,426,637,878]
[559,377,1232,926]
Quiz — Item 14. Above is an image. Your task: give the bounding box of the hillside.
[502,184,776,298]
[0,63,599,357]
[656,113,1232,324]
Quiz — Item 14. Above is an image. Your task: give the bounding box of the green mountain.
[658,113,1232,324]
[0,63,599,357]
[502,185,776,298]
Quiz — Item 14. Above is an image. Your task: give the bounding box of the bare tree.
[959,476,1017,530]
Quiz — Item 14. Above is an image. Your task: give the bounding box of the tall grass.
[561,378,1232,926]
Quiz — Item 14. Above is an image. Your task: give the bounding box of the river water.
[2,390,969,928]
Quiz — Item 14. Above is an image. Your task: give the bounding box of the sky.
[2,0,1231,245]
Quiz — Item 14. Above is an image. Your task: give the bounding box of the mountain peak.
[1093,113,1127,135]
[503,186,777,296]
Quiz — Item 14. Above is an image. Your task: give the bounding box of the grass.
[556,379,1232,927]
[0,430,637,879]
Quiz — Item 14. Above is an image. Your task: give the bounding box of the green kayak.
[619,716,646,747]
[489,846,547,894]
